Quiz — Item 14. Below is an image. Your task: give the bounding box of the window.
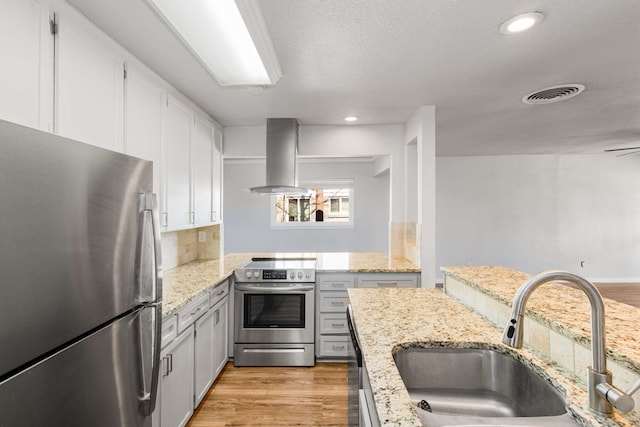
[272,181,354,228]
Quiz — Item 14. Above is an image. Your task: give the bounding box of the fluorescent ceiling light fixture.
[147,0,281,86]
[500,12,545,35]
[344,116,359,122]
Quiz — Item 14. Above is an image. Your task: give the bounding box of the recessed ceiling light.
[344,116,359,122]
[500,12,545,35]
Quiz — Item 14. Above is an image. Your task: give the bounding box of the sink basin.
[393,347,578,426]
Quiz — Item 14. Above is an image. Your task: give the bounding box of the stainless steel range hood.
[250,118,309,194]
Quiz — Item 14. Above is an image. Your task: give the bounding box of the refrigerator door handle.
[140,302,162,416]
[137,193,163,416]
[138,193,163,304]
[146,192,163,304]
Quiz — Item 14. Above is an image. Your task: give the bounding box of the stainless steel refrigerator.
[0,119,162,426]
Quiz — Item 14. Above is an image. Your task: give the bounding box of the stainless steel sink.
[393,347,578,426]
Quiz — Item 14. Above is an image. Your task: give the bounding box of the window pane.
[288,199,298,221]
[301,199,310,222]
[273,187,352,224]
[341,197,349,213]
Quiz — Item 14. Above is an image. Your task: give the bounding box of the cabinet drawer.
[161,314,178,349]
[319,335,349,357]
[177,293,210,333]
[357,273,418,288]
[319,312,349,334]
[210,281,229,307]
[318,292,349,313]
[318,274,356,291]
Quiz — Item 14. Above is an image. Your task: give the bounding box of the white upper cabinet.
[124,65,166,198]
[165,96,193,230]
[192,116,214,227]
[0,0,222,232]
[0,0,53,131]
[165,101,223,231]
[212,127,223,223]
[55,7,124,151]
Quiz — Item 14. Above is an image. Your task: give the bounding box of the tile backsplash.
[390,221,420,265]
[161,224,221,270]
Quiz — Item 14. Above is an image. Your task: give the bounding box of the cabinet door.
[192,116,213,227]
[211,127,223,223]
[124,65,166,199]
[55,9,124,151]
[212,296,228,378]
[165,96,192,230]
[160,326,194,427]
[0,0,52,131]
[194,308,215,408]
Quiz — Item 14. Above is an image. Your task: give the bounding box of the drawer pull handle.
[377,281,398,287]
[330,301,344,306]
[214,290,225,296]
[331,283,344,287]
[331,323,345,328]
[332,345,345,350]
[190,307,203,316]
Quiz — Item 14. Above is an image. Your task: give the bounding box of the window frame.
[270,179,355,229]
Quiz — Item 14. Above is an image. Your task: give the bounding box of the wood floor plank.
[187,362,348,427]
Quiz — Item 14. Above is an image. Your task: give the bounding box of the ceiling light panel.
[147,0,281,86]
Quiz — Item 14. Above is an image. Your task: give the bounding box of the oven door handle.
[235,284,314,292]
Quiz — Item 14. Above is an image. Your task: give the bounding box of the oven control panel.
[235,265,316,283]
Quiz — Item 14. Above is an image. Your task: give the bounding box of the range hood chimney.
[250,118,308,194]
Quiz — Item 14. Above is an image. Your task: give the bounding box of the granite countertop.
[441,266,640,376]
[348,287,640,427]
[163,252,419,315]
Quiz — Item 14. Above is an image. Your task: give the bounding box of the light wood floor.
[187,362,348,427]
[593,283,640,308]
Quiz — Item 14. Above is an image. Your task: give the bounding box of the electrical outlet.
[198,231,206,242]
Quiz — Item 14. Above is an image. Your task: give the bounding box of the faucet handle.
[596,382,635,413]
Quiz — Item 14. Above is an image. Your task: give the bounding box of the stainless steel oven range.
[233,258,316,367]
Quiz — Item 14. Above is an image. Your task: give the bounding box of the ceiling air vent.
[522,84,585,105]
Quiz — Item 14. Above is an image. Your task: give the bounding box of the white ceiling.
[66,0,640,156]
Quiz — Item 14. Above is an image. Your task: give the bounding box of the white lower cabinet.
[361,360,380,427]
[158,326,195,427]
[315,272,419,359]
[155,283,229,427]
[194,285,229,407]
[211,292,229,380]
[194,307,216,407]
[316,273,355,358]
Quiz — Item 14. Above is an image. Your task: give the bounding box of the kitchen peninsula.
[346,267,640,427]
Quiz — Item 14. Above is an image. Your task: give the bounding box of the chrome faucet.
[502,270,637,416]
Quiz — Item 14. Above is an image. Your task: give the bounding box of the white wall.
[223,158,390,253]
[436,154,640,281]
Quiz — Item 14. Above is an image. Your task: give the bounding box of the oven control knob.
[245,270,252,278]
[305,271,311,279]
[297,271,303,279]
[289,271,295,279]
[253,270,260,279]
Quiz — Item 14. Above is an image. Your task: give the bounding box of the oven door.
[234,283,315,344]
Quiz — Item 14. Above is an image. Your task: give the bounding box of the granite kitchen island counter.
[348,287,640,427]
[163,252,419,315]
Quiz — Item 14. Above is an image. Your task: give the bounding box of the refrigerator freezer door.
[0,120,154,377]
[0,308,152,427]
